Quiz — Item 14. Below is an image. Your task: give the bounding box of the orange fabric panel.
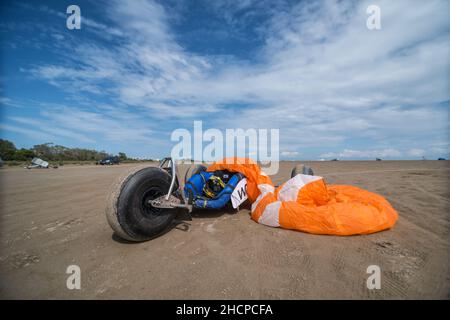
[278,188,398,235]
[251,193,277,222]
[296,178,331,206]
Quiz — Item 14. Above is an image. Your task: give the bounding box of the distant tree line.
[0,139,129,162]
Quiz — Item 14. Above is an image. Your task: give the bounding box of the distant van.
[98,156,120,165]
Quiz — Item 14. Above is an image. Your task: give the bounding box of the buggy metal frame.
[150,157,193,213]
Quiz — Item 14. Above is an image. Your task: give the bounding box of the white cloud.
[0,124,54,142]
[8,116,95,143]
[30,1,450,109]
[2,103,169,150]
[320,148,402,159]
[281,151,299,157]
[407,148,426,157]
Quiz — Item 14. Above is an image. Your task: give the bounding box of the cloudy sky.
[0,0,449,160]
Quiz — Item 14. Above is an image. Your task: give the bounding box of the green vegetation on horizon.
[0,139,142,162]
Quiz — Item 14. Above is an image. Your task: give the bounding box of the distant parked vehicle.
[376,158,382,161]
[330,158,339,161]
[438,158,446,161]
[98,156,120,165]
[26,157,49,169]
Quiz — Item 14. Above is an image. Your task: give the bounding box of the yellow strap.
[210,176,226,188]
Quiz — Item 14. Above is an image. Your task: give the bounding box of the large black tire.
[106,166,177,242]
[291,164,314,178]
[184,164,207,184]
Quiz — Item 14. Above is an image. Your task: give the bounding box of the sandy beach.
[0,160,449,299]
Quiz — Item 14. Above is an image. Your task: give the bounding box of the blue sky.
[0,0,449,160]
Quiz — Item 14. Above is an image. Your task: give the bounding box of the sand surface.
[0,161,449,299]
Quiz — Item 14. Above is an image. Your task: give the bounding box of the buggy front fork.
[151,157,193,212]
[158,157,178,201]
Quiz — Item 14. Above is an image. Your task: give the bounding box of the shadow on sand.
[110,203,251,244]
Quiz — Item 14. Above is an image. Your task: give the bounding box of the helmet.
[203,175,226,198]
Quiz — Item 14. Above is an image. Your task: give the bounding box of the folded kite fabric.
[207,157,398,235]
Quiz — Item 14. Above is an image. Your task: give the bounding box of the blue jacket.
[184,171,243,209]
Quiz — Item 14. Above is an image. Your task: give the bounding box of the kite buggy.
[106,157,398,242]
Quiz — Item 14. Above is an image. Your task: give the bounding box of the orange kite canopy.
[207,157,398,236]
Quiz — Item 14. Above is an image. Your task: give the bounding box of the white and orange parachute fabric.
[207,157,398,235]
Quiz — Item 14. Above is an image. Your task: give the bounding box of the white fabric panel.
[277,174,322,202]
[258,201,281,227]
[231,178,248,208]
[251,183,275,212]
